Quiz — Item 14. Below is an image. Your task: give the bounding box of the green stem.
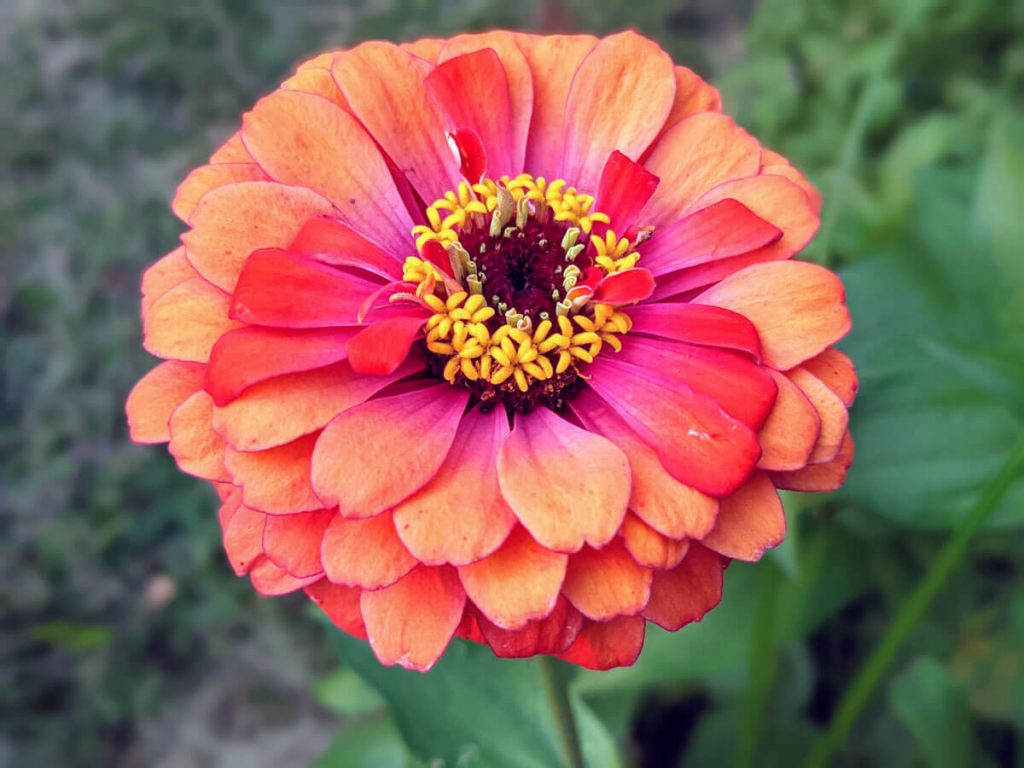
[805,440,1024,768]
[539,656,586,768]
[735,563,782,768]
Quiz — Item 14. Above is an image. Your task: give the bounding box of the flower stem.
[539,656,585,768]
[805,440,1024,768]
[735,562,781,768]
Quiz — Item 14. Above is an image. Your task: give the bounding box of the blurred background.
[2,0,1023,766]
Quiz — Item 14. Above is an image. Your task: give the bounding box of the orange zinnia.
[127,31,855,671]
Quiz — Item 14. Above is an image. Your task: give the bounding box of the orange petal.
[477,596,583,658]
[241,90,413,256]
[401,37,444,61]
[171,163,268,222]
[332,42,460,201]
[306,579,367,639]
[497,407,630,553]
[249,556,320,595]
[209,131,254,163]
[126,361,205,444]
[458,526,568,630]
[224,433,322,514]
[756,368,822,471]
[281,65,350,109]
[787,366,849,464]
[222,500,265,576]
[168,391,228,481]
[559,615,646,670]
[620,514,690,570]
[438,31,534,175]
[760,149,822,213]
[643,543,723,630]
[311,384,469,519]
[262,509,333,578]
[181,181,334,293]
[393,407,516,565]
[660,65,722,133]
[560,31,675,193]
[561,540,653,621]
[641,113,761,227]
[802,348,858,407]
[518,33,598,181]
[771,431,855,492]
[212,359,420,451]
[321,512,417,590]
[141,247,200,318]
[701,471,785,562]
[143,277,240,363]
[572,389,717,539]
[695,261,851,370]
[360,565,466,671]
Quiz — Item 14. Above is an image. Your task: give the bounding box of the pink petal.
[628,303,762,359]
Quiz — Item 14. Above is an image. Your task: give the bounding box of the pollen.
[407,174,648,412]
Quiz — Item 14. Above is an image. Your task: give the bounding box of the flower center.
[405,175,642,413]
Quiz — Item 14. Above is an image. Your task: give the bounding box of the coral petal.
[312,384,469,518]
[458,527,567,629]
[702,471,785,561]
[562,540,653,621]
[660,65,722,132]
[786,366,850,463]
[224,433,322,514]
[559,615,646,671]
[127,361,205,444]
[306,579,367,639]
[172,163,268,222]
[141,247,200,318]
[249,556,320,595]
[361,565,466,671]
[642,543,724,630]
[262,508,333,578]
[757,369,822,471]
[143,277,241,363]
[394,407,517,566]
[772,432,855,492]
[222,501,265,576]
[497,407,630,553]
[620,514,690,570]
[168,391,228,481]
[321,512,417,589]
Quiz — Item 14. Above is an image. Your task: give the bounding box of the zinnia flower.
[127,30,855,672]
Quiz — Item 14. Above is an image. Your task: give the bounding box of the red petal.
[594,151,660,234]
[642,543,724,630]
[289,216,403,280]
[592,268,656,305]
[702,471,785,561]
[306,579,367,639]
[450,128,487,183]
[262,509,333,578]
[478,597,583,658]
[345,314,428,376]
[628,303,762,359]
[321,512,417,590]
[559,616,646,670]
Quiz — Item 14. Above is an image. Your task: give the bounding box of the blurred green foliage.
[2,0,1023,766]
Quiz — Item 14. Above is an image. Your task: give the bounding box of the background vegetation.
[2,0,1023,765]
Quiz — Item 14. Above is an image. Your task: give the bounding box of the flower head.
[127,31,855,671]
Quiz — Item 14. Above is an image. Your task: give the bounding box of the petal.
[333,42,460,201]
[345,313,429,376]
[620,513,690,570]
[182,181,335,293]
[559,616,646,670]
[560,31,675,193]
[305,579,367,639]
[168,391,228,481]
[171,163,268,222]
[642,543,724,631]
[458,526,567,629]
[438,32,533,175]
[426,48,515,178]
[289,216,403,280]
[209,131,254,164]
[592,269,656,305]
[477,596,583,658]
[223,433,322,514]
[786,366,850,464]
[701,471,785,562]
[394,407,517,566]
[401,37,444,61]
[241,89,414,256]
[206,326,356,407]
[230,248,378,329]
[771,431,855,492]
[321,512,417,589]
[262,508,333,578]
[586,358,761,497]
[801,348,858,407]
[641,113,762,227]
[497,407,630,553]
[756,369,822,471]
[571,388,717,540]
[562,540,653,621]
[249,557,320,596]
[213,359,420,451]
[695,261,851,370]
[628,303,762,359]
[311,384,469,519]
[660,65,722,133]
[640,198,782,278]
[594,151,660,234]
[141,247,200,318]
[126,361,205,444]
[281,63,349,109]
[615,337,777,431]
[518,33,599,181]
[143,277,241,363]
[222,499,265,576]
[360,565,466,672]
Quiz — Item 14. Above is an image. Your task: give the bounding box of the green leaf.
[889,658,975,768]
[318,717,412,768]
[314,667,385,717]
[331,633,622,768]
